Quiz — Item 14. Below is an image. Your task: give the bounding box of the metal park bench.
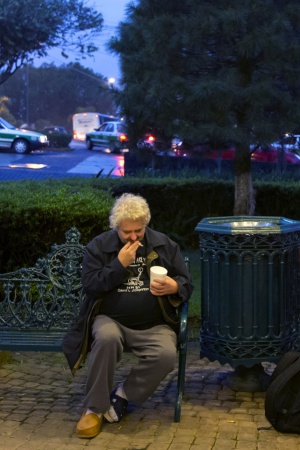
[0,227,189,422]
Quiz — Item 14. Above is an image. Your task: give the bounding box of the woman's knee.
[92,315,122,346]
[154,344,177,369]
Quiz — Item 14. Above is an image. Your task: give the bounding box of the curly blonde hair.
[109,193,151,229]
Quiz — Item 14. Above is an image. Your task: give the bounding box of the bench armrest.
[178,300,189,344]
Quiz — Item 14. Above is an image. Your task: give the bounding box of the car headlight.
[39,135,48,143]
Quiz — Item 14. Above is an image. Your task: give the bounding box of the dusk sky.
[36,1,130,82]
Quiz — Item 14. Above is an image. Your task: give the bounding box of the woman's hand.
[150,276,178,296]
[118,240,142,267]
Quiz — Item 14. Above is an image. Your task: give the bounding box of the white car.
[85,121,129,153]
[272,134,300,151]
[0,117,49,154]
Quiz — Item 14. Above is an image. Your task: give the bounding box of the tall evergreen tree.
[109,0,300,214]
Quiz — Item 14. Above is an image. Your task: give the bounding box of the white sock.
[103,405,118,422]
[115,383,128,400]
[86,408,102,418]
[103,384,128,423]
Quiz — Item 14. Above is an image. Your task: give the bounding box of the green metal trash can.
[195,216,300,370]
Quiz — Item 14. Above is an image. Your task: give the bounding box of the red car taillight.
[147,135,155,143]
[119,133,128,142]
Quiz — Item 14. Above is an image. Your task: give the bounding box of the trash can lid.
[195,216,300,234]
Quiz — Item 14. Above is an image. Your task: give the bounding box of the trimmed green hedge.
[1,176,300,272]
[255,179,300,218]
[0,179,113,272]
[103,177,235,248]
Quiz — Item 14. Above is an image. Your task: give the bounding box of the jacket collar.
[144,227,166,250]
[101,229,122,252]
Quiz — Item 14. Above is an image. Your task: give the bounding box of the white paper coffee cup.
[150,266,168,292]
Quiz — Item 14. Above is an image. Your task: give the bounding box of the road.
[0,141,125,181]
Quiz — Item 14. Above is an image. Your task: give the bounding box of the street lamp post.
[108,77,116,88]
[26,63,29,126]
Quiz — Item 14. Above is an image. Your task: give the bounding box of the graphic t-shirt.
[98,240,164,329]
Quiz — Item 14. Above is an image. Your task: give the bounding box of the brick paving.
[0,343,300,450]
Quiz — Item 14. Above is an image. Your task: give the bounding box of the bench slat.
[0,331,64,351]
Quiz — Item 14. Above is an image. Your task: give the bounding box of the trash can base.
[223,363,271,392]
[200,333,298,368]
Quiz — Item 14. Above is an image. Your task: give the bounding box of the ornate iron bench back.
[0,227,85,331]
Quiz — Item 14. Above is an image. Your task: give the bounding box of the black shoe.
[109,389,128,422]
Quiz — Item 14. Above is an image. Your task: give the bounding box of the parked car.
[137,133,170,153]
[272,134,300,153]
[0,117,49,154]
[169,139,237,159]
[43,126,68,135]
[250,144,300,164]
[169,140,300,165]
[86,121,129,153]
[137,133,156,150]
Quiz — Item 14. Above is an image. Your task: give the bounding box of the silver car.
[86,121,129,153]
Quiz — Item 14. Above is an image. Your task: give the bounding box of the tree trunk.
[233,170,256,215]
[233,142,256,215]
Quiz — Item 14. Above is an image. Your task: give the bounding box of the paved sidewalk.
[0,343,299,450]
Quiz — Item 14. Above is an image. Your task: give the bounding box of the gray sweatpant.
[83,315,177,413]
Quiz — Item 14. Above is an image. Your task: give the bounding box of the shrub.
[0,179,114,271]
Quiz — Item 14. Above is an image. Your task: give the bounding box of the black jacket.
[61,227,194,374]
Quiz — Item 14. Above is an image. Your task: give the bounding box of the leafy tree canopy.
[0,96,15,123]
[0,0,103,85]
[0,63,116,129]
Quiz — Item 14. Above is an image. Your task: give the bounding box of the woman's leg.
[83,315,124,412]
[122,324,177,404]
